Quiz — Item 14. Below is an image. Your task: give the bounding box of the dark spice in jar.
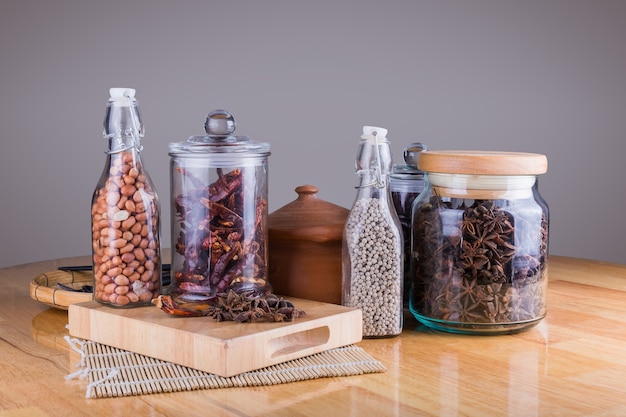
[412,197,548,325]
[390,142,426,306]
[391,186,421,296]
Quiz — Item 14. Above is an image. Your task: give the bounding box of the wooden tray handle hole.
[268,326,331,359]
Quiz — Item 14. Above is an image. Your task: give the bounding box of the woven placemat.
[65,337,386,399]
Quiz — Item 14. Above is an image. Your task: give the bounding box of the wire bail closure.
[355,129,385,189]
[105,92,144,155]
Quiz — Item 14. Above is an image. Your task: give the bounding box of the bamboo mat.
[65,337,386,399]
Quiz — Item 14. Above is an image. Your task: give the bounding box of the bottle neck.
[103,141,143,175]
[103,99,144,154]
[357,171,389,189]
[106,135,143,155]
[351,138,400,222]
[355,138,392,192]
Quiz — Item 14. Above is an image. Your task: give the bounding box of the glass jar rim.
[428,173,536,199]
[168,139,270,156]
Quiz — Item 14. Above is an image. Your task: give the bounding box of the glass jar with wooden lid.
[409,150,549,334]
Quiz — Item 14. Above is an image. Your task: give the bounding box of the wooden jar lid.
[417,151,548,175]
[269,185,349,242]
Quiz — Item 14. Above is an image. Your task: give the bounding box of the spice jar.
[91,88,161,307]
[410,150,549,334]
[390,142,427,306]
[342,126,404,338]
[168,109,271,303]
[268,185,349,304]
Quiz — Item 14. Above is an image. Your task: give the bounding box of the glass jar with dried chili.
[409,151,549,334]
[168,110,271,304]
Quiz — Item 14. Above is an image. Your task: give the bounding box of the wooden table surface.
[2,254,626,416]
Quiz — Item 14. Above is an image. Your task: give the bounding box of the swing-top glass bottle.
[342,126,403,338]
[91,88,161,307]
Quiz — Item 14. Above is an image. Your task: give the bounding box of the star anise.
[411,197,548,326]
[206,290,306,323]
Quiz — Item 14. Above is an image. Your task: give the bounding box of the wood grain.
[68,299,362,377]
[2,254,626,416]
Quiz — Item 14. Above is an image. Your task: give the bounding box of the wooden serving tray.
[30,270,92,310]
[68,298,362,377]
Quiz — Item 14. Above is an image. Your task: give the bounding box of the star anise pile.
[460,201,516,283]
[207,290,306,323]
[411,197,548,326]
[153,290,306,322]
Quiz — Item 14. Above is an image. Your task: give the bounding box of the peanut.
[114,275,130,286]
[113,210,130,222]
[91,150,160,307]
[121,216,136,230]
[120,242,135,254]
[121,252,135,264]
[115,285,129,295]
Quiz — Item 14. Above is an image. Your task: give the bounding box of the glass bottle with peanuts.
[91,88,161,307]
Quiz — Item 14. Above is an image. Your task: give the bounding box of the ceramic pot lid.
[269,185,349,242]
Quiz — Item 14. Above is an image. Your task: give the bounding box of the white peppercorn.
[344,197,403,337]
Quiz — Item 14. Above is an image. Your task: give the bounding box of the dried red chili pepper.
[171,167,269,301]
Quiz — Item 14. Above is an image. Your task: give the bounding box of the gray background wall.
[1,0,625,268]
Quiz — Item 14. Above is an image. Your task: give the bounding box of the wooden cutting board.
[68,298,362,377]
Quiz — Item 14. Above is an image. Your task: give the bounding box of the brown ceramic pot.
[268,185,349,304]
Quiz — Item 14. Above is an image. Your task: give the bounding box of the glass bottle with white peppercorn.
[91,88,161,308]
[342,126,404,338]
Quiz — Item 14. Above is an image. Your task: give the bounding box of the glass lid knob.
[204,109,236,139]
